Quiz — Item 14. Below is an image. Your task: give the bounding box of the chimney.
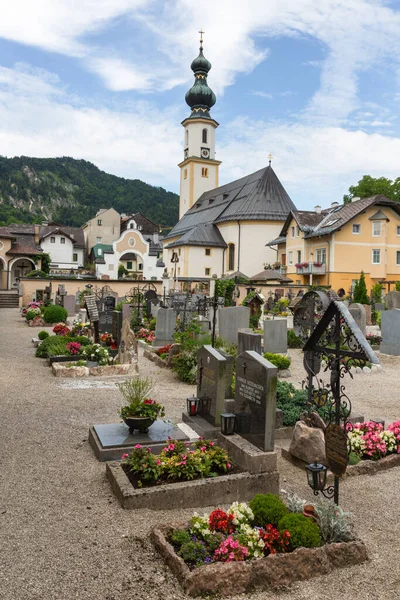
[331,201,339,208]
[351,196,361,202]
[315,205,322,214]
[34,224,40,244]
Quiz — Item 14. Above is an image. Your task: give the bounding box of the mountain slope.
[0,156,179,228]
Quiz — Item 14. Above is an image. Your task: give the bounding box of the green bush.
[26,309,38,321]
[278,513,321,550]
[35,334,89,358]
[178,540,210,567]
[43,305,68,324]
[26,270,48,278]
[263,352,291,370]
[276,380,309,426]
[171,349,197,383]
[249,493,288,527]
[38,330,50,340]
[287,329,303,349]
[169,529,191,548]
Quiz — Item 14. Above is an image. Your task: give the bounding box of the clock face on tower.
[201,147,210,159]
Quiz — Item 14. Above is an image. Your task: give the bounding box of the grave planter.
[150,525,368,597]
[122,416,155,433]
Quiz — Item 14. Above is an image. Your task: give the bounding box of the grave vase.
[123,416,155,434]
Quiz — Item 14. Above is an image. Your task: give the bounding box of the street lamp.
[171,251,179,291]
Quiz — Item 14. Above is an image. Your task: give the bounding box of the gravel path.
[0,308,399,600]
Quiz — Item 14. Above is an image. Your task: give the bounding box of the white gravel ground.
[1,308,400,600]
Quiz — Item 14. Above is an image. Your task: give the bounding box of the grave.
[122,303,133,323]
[89,420,190,461]
[112,310,123,346]
[263,317,287,354]
[218,306,250,345]
[385,290,400,311]
[234,351,277,451]
[238,331,262,355]
[118,318,139,368]
[152,307,176,346]
[62,294,77,316]
[182,345,229,437]
[349,303,367,336]
[99,310,114,333]
[380,309,400,355]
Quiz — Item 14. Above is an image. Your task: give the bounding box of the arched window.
[228,243,235,271]
[202,128,208,144]
[185,129,189,146]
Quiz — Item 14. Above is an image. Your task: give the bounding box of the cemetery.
[5,282,400,597]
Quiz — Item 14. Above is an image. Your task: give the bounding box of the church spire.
[185,32,216,119]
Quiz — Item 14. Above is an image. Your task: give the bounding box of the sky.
[1,0,400,211]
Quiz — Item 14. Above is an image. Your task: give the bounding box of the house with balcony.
[266,195,400,294]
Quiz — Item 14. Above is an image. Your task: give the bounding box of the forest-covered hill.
[0,156,179,228]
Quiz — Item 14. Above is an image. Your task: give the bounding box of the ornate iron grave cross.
[302,300,379,504]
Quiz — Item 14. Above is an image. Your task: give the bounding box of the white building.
[39,225,85,271]
[163,39,297,281]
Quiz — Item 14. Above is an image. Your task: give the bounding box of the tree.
[370,283,382,304]
[343,175,400,204]
[353,271,369,304]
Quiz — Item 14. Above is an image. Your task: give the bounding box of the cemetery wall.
[19,278,165,307]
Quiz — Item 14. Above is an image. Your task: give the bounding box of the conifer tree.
[353,271,369,304]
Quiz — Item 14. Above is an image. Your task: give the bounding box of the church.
[162,36,297,281]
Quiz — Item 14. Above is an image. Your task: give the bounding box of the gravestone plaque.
[197,346,227,426]
[348,303,367,336]
[99,311,113,333]
[380,309,400,355]
[238,331,262,356]
[385,290,400,311]
[85,295,99,322]
[325,423,348,477]
[218,306,250,345]
[234,351,277,451]
[153,308,176,346]
[103,295,116,311]
[263,318,287,354]
[118,318,138,367]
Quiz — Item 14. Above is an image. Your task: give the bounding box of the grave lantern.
[186,395,200,417]
[306,462,327,493]
[220,413,236,435]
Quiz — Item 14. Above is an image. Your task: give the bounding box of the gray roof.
[165,165,296,240]
[40,224,85,248]
[266,236,286,246]
[221,270,249,280]
[368,209,390,221]
[250,269,293,283]
[165,223,227,248]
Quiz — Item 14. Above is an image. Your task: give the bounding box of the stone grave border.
[150,525,368,597]
[52,363,133,377]
[106,432,279,509]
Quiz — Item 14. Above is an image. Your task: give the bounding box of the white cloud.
[251,91,273,99]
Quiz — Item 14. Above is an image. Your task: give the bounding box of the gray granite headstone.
[99,310,113,333]
[349,303,367,336]
[263,318,287,353]
[197,345,227,426]
[380,309,400,355]
[62,294,77,316]
[385,291,400,311]
[153,307,176,346]
[218,306,250,345]
[238,331,262,356]
[234,351,277,451]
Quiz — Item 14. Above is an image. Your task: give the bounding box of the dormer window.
[208,198,215,204]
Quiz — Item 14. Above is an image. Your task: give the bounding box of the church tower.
[178,33,221,219]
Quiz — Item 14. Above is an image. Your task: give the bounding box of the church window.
[228,243,235,271]
[202,168,208,178]
[205,248,211,256]
[184,169,188,179]
[202,128,208,144]
[185,130,189,146]
[205,267,211,276]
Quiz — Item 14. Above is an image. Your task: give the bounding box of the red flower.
[209,509,235,534]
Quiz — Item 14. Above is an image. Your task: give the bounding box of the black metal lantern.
[186,395,200,417]
[220,413,236,435]
[306,462,328,492]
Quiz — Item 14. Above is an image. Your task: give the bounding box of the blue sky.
[1,0,400,212]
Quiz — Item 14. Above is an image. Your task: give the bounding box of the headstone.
[364,304,372,326]
[122,303,133,323]
[219,349,234,398]
[263,318,287,354]
[118,318,138,367]
[380,309,400,355]
[238,331,262,356]
[62,294,77,316]
[348,303,367,336]
[375,303,384,312]
[234,351,277,451]
[112,310,123,345]
[153,308,176,346]
[218,306,250,345]
[197,346,227,426]
[85,295,99,322]
[98,310,113,333]
[150,302,160,319]
[385,290,400,311]
[78,308,87,322]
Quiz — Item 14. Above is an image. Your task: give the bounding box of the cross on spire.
[268,153,273,166]
[199,29,205,46]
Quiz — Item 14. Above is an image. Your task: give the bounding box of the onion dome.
[185,43,216,119]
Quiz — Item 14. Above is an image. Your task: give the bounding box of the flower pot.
[123,416,155,434]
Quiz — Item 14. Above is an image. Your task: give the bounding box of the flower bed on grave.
[343,420,400,476]
[151,492,368,597]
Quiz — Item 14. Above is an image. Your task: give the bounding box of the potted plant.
[118,376,165,433]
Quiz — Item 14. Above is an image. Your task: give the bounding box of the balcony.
[295,262,326,275]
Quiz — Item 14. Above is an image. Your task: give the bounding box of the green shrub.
[287,329,303,349]
[26,309,38,321]
[249,493,288,527]
[26,270,48,278]
[314,499,354,544]
[178,541,210,567]
[169,529,191,548]
[36,336,68,358]
[171,349,197,383]
[278,513,321,549]
[43,305,68,324]
[276,381,309,426]
[38,330,49,340]
[149,318,156,331]
[263,352,291,370]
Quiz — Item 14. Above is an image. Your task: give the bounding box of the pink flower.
[157,459,161,465]
[226,462,231,469]
[209,441,215,446]
[121,453,129,459]
[134,444,142,449]
[201,446,206,452]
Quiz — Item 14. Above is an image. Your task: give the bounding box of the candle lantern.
[220,413,236,435]
[186,395,200,417]
[306,462,328,492]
